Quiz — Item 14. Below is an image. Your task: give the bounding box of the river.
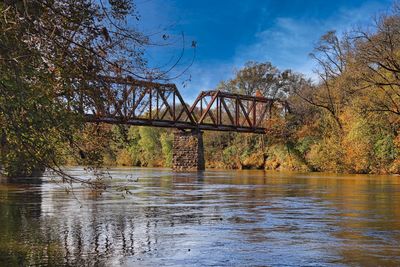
[0,168,399,266]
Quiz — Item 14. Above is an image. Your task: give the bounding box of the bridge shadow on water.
[0,168,400,266]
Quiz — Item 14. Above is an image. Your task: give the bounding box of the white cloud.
[234,17,318,76]
[178,61,236,101]
[232,1,390,82]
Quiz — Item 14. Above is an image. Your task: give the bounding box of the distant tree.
[138,127,163,167]
[160,132,173,167]
[218,61,303,100]
[127,127,142,166]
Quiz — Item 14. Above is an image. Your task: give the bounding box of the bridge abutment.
[172,130,205,171]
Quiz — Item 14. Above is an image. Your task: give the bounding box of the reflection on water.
[1,168,400,266]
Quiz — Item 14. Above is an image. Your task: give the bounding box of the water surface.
[1,168,400,266]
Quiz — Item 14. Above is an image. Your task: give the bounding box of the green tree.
[127,127,142,166]
[160,132,173,167]
[138,127,162,167]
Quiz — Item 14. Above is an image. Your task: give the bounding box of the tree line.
[97,3,400,174]
[2,1,400,178]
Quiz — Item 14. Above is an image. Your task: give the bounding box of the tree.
[160,132,173,167]
[294,31,357,131]
[207,62,308,169]
[0,0,152,180]
[218,61,300,100]
[352,5,400,115]
[138,127,163,166]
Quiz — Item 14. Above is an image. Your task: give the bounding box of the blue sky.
[135,0,392,101]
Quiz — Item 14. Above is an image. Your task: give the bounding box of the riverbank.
[73,125,400,176]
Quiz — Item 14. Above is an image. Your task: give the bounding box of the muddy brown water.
[0,168,400,266]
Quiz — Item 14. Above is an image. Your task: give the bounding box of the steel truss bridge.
[83,76,289,133]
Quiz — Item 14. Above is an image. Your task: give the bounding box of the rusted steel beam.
[149,88,152,120]
[174,87,196,124]
[235,96,239,127]
[187,91,203,122]
[156,90,159,119]
[252,99,256,128]
[173,91,176,121]
[130,89,146,117]
[220,97,235,125]
[216,97,219,125]
[98,75,177,90]
[85,115,266,133]
[256,104,269,127]
[240,100,256,127]
[237,99,252,127]
[158,90,174,119]
[198,91,219,124]
[189,92,203,113]
[219,97,222,125]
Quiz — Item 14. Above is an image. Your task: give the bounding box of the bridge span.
[82,76,289,170]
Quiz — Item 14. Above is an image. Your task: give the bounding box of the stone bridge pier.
[172,130,205,171]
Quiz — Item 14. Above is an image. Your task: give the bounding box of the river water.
[0,168,400,266]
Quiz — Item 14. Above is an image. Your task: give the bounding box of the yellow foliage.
[265,144,310,171]
[342,138,371,173]
[116,149,133,166]
[242,151,265,169]
[341,108,372,173]
[307,137,344,172]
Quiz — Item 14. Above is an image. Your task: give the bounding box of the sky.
[135,0,393,101]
